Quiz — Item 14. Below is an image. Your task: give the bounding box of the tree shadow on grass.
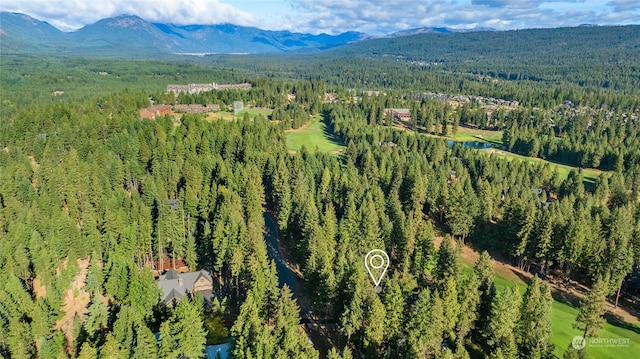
[604,311,640,335]
[320,115,345,148]
[548,282,640,336]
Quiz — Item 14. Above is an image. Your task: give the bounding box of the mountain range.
[2,11,634,61]
[0,12,370,56]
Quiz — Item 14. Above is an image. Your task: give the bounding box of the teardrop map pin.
[365,249,390,287]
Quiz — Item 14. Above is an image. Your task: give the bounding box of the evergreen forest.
[1,25,639,359]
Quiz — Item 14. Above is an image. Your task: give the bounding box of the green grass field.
[478,148,605,185]
[206,108,273,121]
[285,117,345,154]
[460,263,640,358]
[451,126,503,145]
[550,301,640,359]
[445,126,606,184]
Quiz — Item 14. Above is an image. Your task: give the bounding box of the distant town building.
[384,108,412,122]
[139,105,172,119]
[174,104,221,114]
[166,82,252,95]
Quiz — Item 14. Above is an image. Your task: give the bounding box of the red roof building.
[139,105,172,119]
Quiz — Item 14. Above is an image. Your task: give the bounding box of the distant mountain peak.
[104,14,151,29]
[385,26,495,38]
[0,11,369,57]
[19,13,41,25]
[2,11,51,27]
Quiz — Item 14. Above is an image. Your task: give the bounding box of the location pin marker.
[365,249,390,287]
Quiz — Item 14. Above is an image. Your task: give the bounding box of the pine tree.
[84,298,109,340]
[562,343,589,359]
[381,275,405,341]
[231,288,268,358]
[441,275,460,344]
[158,321,178,359]
[434,235,459,286]
[77,343,98,359]
[606,207,635,307]
[407,288,445,358]
[132,323,158,359]
[473,253,496,344]
[445,180,479,243]
[171,297,207,358]
[327,346,353,359]
[272,285,317,358]
[487,286,521,357]
[339,275,365,345]
[363,289,385,349]
[7,318,34,359]
[30,298,58,344]
[100,333,123,359]
[455,272,480,351]
[517,277,553,359]
[127,268,161,319]
[113,306,136,358]
[574,276,608,339]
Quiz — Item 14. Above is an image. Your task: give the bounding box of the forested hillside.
[202,25,640,111]
[0,88,319,358]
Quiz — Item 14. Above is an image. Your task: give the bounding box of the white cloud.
[607,0,640,12]
[1,0,638,34]
[1,0,258,31]
[287,0,640,34]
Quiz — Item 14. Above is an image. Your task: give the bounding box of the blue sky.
[2,0,639,35]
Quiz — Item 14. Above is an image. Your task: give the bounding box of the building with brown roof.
[166,82,252,95]
[392,109,412,122]
[139,105,172,119]
[384,108,412,122]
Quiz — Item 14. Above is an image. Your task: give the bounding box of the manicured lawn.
[477,148,606,185]
[236,108,273,119]
[460,263,640,358]
[550,301,640,359]
[451,126,503,145]
[206,108,273,121]
[443,126,606,185]
[285,117,345,154]
[422,127,603,184]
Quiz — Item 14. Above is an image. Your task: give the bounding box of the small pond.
[447,140,494,149]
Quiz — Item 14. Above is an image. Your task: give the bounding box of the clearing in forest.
[285,117,345,154]
[399,122,605,184]
[451,126,503,144]
[481,148,606,185]
[434,237,640,359]
[205,108,273,121]
[55,257,92,344]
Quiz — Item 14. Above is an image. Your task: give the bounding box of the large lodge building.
[166,82,252,95]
